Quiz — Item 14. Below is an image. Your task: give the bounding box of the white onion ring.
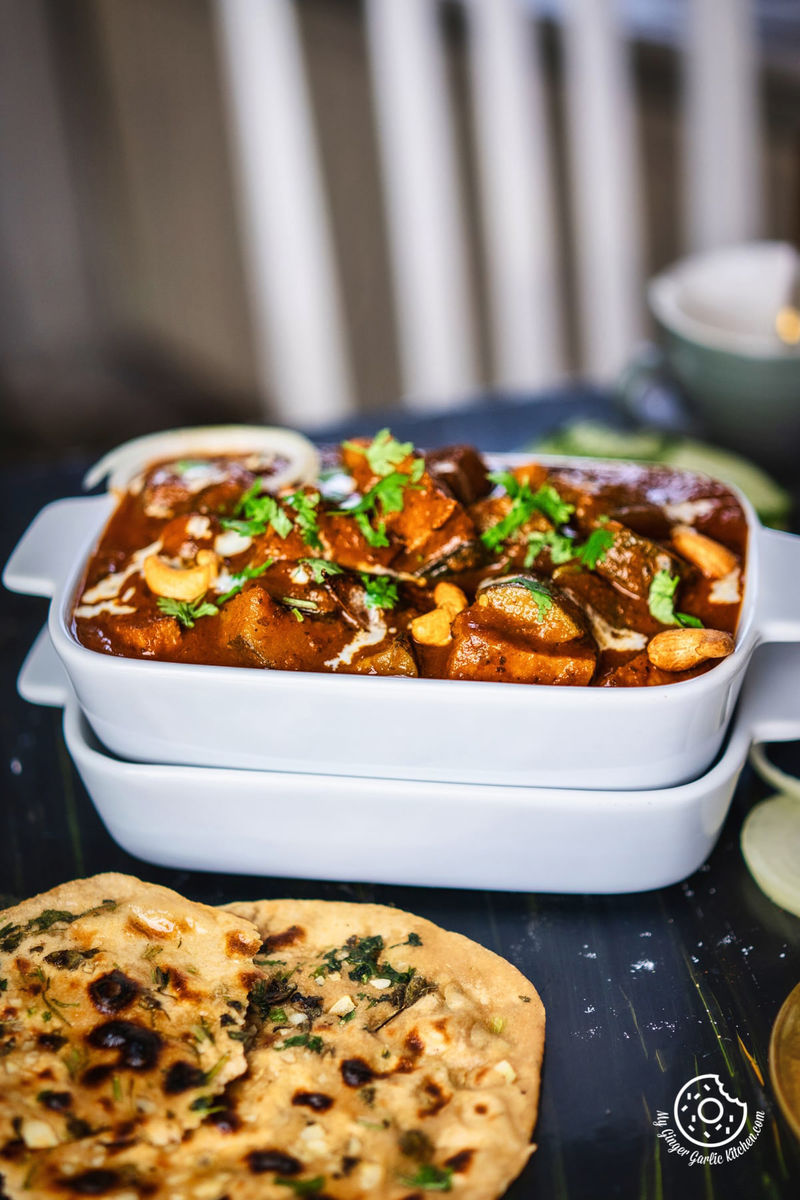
[741,792,800,918]
[84,425,319,495]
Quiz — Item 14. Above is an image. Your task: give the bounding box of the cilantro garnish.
[524,524,615,570]
[157,559,274,625]
[575,526,615,570]
[274,1178,326,1196]
[529,482,575,525]
[335,463,424,547]
[524,529,575,568]
[361,574,399,610]
[343,428,416,477]
[482,473,575,551]
[275,1033,324,1054]
[268,1007,288,1024]
[515,579,554,620]
[341,935,385,982]
[220,482,322,547]
[300,558,343,583]
[389,932,423,949]
[354,510,390,548]
[648,570,703,628]
[215,559,274,605]
[401,1164,454,1192]
[156,597,219,628]
[221,482,293,539]
[285,490,322,550]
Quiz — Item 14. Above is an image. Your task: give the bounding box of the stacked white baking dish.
[6,431,800,892]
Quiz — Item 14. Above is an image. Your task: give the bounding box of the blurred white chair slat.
[214,0,355,424]
[562,0,645,381]
[466,0,565,388]
[364,0,478,408]
[212,0,765,421]
[684,0,763,252]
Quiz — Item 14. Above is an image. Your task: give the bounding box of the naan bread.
[0,873,262,1188]
[16,899,545,1200]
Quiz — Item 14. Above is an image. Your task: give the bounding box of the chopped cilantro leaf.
[361,574,399,610]
[335,466,422,545]
[215,558,274,605]
[575,527,615,569]
[275,1033,324,1054]
[530,482,575,526]
[370,467,424,513]
[647,570,701,628]
[300,558,343,583]
[401,1164,454,1192]
[524,529,575,568]
[339,934,385,982]
[156,597,219,628]
[221,487,293,539]
[524,525,615,570]
[268,1007,288,1024]
[274,1177,326,1196]
[344,428,417,477]
[389,932,423,949]
[482,473,575,551]
[516,579,554,619]
[648,570,704,627]
[648,569,679,624]
[285,490,322,550]
[354,509,389,548]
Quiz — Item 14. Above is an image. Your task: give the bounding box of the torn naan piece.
[0,873,261,1188]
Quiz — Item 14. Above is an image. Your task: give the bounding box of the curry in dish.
[72,432,746,686]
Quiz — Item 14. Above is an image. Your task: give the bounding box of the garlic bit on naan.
[1,892,545,1200]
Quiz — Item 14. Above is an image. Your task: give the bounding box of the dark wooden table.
[1,394,799,1199]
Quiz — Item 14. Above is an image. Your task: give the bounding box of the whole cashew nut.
[143,549,219,602]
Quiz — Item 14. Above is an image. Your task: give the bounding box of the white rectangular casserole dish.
[5,453,800,789]
[17,629,800,892]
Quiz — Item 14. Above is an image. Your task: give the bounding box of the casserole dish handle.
[17,627,70,708]
[3,495,113,599]
[755,527,800,643]
[740,644,800,746]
